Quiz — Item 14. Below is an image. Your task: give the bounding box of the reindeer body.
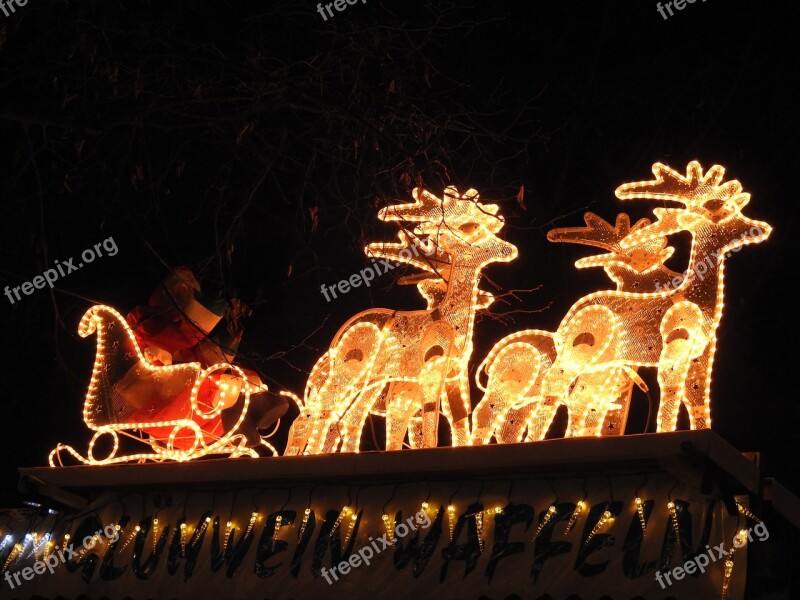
[285,187,516,455]
[472,213,674,444]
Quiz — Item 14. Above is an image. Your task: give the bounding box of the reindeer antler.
[365,229,449,276]
[378,186,504,235]
[378,187,448,224]
[370,187,507,308]
[548,213,647,250]
[615,161,743,207]
[548,212,673,274]
[614,161,752,250]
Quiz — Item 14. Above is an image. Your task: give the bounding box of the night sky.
[1,0,798,503]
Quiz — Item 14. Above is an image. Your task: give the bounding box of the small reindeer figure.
[471,213,678,443]
[285,186,517,455]
[545,212,681,435]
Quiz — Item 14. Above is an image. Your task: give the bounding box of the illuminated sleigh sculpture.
[472,161,772,444]
[50,305,266,466]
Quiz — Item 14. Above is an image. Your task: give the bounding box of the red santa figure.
[115,268,287,453]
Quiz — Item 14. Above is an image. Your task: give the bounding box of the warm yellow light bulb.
[532,505,558,542]
[565,501,585,535]
[447,505,456,542]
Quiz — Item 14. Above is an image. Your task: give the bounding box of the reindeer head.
[376,186,518,264]
[616,161,772,253]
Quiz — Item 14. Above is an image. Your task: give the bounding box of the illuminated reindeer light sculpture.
[473,161,771,443]
[471,212,679,444]
[368,237,497,451]
[285,187,517,455]
[610,161,772,431]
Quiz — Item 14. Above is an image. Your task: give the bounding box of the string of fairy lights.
[0,484,763,598]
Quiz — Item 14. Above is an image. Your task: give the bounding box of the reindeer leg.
[284,410,312,455]
[339,383,388,453]
[681,341,715,429]
[470,395,499,445]
[418,355,448,448]
[564,375,592,437]
[657,302,708,432]
[443,377,471,447]
[582,369,629,436]
[657,358,693,432]
[407,410,424,448]
[472,341,542,445]
[565,369,631,437]
[335,329,399,454]
[304,323,385,454]
[284,354,328,455]
[416,322,456,448]
[600,368,637,436]
[523,397,559,442]
[497,403,534,443]
[385,382,418,450]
